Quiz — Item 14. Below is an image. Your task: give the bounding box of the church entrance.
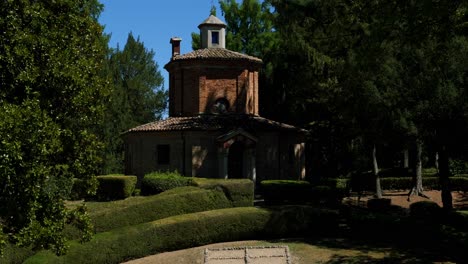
[228,141,244,178]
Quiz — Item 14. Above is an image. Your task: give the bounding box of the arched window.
[211,98,230,114]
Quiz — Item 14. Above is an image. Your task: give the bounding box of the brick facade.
[166,60,260,116]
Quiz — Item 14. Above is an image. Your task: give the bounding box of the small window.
[211,31,219,44]
[157,144,170,165]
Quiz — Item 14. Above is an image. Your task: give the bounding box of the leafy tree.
[0,0,106,253]
[101,33,167,174]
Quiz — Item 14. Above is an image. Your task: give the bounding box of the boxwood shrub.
[141,171,195,195]
[261,180,346,206]
[24,206,339,264]
[193,178,254,207]
[95,175,137,201]
[90,186,232,233]
[261,180,311,204]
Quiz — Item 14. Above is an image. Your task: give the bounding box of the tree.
[0,0,106,253]
[394,0,468,209]
[100,33,167,174]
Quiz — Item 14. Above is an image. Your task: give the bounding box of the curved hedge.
[90,187,232,233]
[141,172,194,195]
[193,178,254,207]
[25,206,339,264]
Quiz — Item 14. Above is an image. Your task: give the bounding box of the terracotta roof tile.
[125,114,306,134]
[170,48,262,64]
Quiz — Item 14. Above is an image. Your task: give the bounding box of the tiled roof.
[170,48,262,64]
[125,114,306,134]
[198,15,226,27]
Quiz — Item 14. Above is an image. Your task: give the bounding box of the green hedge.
[24,206,339,264]
[0,244,34,264]
[193,178,254,207]
[261,180,347,206]
[261,180,311,203]
[89,187,232,233]
[95,175,137,201]
[141,171,194,195]
[350,176,468,191]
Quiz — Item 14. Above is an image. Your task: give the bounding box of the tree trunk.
[438,146,453,210]
[373,144,382,198]
[403,148,409,169]
[435,152,439,174]
[407,140,429,201]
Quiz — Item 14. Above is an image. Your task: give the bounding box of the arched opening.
[228,141,244,178]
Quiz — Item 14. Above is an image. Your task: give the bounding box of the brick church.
[124,15,306,185]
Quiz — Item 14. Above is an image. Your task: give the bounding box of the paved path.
[204,246,291,264]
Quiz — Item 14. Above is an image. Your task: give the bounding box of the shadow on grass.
[267,236,458,263]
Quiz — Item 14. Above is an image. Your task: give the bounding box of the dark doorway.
[228,141,244,178]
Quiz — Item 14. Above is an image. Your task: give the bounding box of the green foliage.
[24,206,338,264]
[95,175,137,201]
[69,178,99,201]
[261,180,311,204]
[141,171,195,195]
[260,180,346,206]
[265,206,339,237]
[0,0,106,253]
[100,32,167,174]
[351,176,468,192]
[193,178,254,207]
[367,198,392,212]
[410,201,442,220]
[88,187,232,233]
[0,243,34,264]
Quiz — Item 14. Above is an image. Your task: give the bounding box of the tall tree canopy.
[100,33,167,174]
[0,0,107,253]
[269,0,467,206]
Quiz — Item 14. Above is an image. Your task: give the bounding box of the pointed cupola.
[198,15,226,49]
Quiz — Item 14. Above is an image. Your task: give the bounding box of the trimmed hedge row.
[0,244,34,264]
[193,178,254,207]
[95,175,137,201]
[24,206,339,264]
[350,176,468,192]
[261,180,348,206]
[141,171,194,195]
[89,187,232,233]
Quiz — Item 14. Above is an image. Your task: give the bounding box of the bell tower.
[198,15,226,49]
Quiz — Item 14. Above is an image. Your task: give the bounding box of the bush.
[261,180,347,206]
[0,244,34,264]
[89,187,232,233]
[69,178,99,201]
[265,205,339,236]
[410,201,442,219]
[141,171,194,195]
[94,175,137,201]
[367,198,392,211]
[24,206,338,264]
[193,178,254,207]
[261,180,311,204]
[350,176,443,191]
[451,177,468,191]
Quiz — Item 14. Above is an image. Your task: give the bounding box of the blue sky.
[99,1,222,90]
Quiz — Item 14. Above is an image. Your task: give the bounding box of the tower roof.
[168,48,262,64]
[198,15,227,28]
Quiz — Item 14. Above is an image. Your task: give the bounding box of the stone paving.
[204,246,291,264]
